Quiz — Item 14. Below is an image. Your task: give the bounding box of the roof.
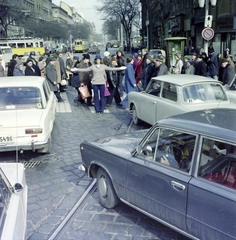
[0,76,45,88]
[151,74,223,86]
[157,108,236,142]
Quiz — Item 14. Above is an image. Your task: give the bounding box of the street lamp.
[199,0,217,55]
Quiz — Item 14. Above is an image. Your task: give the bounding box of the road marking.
[56,92,72,113]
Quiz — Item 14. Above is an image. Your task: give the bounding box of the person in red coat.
[134,54,143,84]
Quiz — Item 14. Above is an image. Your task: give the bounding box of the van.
[0,46,12,67]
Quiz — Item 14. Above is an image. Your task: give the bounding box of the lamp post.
[199,0,217,55]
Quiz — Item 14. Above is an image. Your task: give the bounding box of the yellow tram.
[73,39,89,53]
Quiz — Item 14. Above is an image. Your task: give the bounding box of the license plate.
[0,136,14,143]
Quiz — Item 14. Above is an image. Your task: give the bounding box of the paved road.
[0,56,189,240]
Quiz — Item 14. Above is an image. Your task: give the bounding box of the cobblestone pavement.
[0,86,188,240]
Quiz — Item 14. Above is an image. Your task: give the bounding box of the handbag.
[104,86,110,97]
[79,85,91,99]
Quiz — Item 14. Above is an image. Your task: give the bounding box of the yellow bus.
[73,39,89,53]
[0,38,45,57]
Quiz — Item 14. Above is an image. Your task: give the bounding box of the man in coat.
[27,51,41,76]
[207,49,219,80]
[46,57,64,102]
[195,54,207,77]
[7,54,19,76]
[221,58,235,86]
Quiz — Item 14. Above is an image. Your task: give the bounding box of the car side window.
[155,128,196,172]
[43,81,50,102]
[146,80,161,97]
[161,82,177,101]
[198,138,236,190]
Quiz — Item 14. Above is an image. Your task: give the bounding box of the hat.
[94,54,102,60]
[39,56,44,62]
[133,52,138,58]
[110,56,117,62]
[155,56,164,63]
[30,51,36,56]
[188,60,193,65]
[83,54,90,60]
[12,54,18,59]
[73,56,79,60]
[221,58,229,64]
[26,59,33,64]
[184,55,191,60]
[104,51,110,57]
[49,56,56,61]
[52,54,58,59]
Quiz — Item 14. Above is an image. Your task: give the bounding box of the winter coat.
[25,65,36,76]
[195,61,207,77]
[157,63,168,76]
[208,53,219,76]
[54,60,62,84]
[58,56,66,76]
[134,59,143,83]
[26,57,41,76]
[124,63,137,93]
[46,63,58,92]
[13,68,24,76]
[71,62,80,88]
[7,59,17,76]
[143,62,155,89]
[78,61,91,86]
[38,60,46,77]
[185,65,195,75]
[222,64,235,85]
[173,59,183,74]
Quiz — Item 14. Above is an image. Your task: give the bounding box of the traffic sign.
[202,27,214,41]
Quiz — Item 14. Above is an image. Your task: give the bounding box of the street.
[0,48,189,240]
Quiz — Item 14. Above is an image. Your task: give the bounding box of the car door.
[126,127,196,232]
[138,80,162,125]
[187,137,236,240]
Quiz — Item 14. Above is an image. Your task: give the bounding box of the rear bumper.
[0,138,49,152]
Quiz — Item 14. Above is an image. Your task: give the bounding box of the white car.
[0,76,56,153]
[224,75,236,104]
[129,74,236,125]
[0,162,28,240]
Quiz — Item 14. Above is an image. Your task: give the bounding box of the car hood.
[85,130,148,156]
[0,110,43,127]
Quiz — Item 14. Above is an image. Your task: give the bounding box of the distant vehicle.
[0,38,45,57]
[106,42,111,48]
[0,162,28,240]
[88,43,100,54]
[0,76,56,153]
[129,74,235,125]
[73,39,89,53]
[149,49,166,58]
[110,40,120,48]
[97,42,104,46]
[21,51,42,64]
[0,46,12,67]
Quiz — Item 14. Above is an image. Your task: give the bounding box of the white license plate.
[0,136,14,143]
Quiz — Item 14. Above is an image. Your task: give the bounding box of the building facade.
[140,0,236,57]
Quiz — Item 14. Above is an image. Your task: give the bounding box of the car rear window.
[182,83,228,103]
[0,87,43,110]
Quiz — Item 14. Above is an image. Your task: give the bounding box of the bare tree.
[97,0,140,51]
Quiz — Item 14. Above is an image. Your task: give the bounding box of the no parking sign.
[202,27,214,41]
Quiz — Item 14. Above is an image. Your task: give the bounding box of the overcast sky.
[52,0,103,33]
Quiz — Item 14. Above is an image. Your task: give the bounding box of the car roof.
[157,108,236,142]
[151,74,221,86]
[0,76,45,88]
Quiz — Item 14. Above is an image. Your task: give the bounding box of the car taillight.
[25,128,42,134]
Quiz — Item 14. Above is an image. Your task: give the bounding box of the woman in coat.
[13,61,24,76]
[25,59,37,76]
[122,57,137,108]
[71,54,126,113]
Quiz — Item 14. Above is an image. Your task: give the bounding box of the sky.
[52,0,103,33]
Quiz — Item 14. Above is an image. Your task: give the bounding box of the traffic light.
[205,15,213,28]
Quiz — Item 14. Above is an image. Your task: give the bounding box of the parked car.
[21,51,41,64]
[88,43,100,54]
[129,75,235,125]
[0,76,56,153]
[149,48,166,58]
[224,75,236,104]
[79,108,236,240]
[0,162,28,240]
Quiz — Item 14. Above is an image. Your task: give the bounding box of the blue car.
[80,108,236,240]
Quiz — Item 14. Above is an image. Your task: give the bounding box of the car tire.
[132,105,141,125]
[97,167,119,208]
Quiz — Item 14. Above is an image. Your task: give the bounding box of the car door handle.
[152,101,156,104]
[171,181,185,190]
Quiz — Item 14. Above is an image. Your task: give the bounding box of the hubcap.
[98,176,107,197]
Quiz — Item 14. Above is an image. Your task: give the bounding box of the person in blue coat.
[207,49,219,79]
[13,61,24,76]
[122,57,137,107]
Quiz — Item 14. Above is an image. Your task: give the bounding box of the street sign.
[202,27,214,41]
[204,15,213,27]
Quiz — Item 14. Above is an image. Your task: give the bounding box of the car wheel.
[132,105,141,125]
[97,168,119,208]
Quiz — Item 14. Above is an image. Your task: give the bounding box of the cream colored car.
[0,76,56,153]
[0,162,28,240]
[129,75,236,125]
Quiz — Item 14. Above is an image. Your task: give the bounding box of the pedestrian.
[38,56,46,77]
[184,45,189,56]
[25,59,37,76]
[153,55,168,76]
[71,54,126,113]
[122,57,137,108]
[7,54,19,76]
[181,55,191,74]
[142,55,155,90]
[116,50,126,97]
[185,60,195,75]
[65,52,74,85]
[106,56,123,107]
[208,43,214,54]
[77,53,93,106]
[207,49,219,80]
[221,58,235,86]
[0,57,5,77]
[191,52,198,69]
[52,54,63,91]
[71,56,81,104]
[195,54,207,77]
[103,51,110,66]
[57,51,67,80]
[13,61,24,76]
[46,56,65,102]
[26,51,41,76]
[133,52,139,70]
[223,48,230,58]
[173,52,183,74]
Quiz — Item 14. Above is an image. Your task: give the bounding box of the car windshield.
[182,83,228,103]
[0,87,43,110]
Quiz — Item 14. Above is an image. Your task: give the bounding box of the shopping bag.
[79,85,91,99]
[104,87,110,97]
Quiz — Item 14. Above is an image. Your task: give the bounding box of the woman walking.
[71,54,126,113]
